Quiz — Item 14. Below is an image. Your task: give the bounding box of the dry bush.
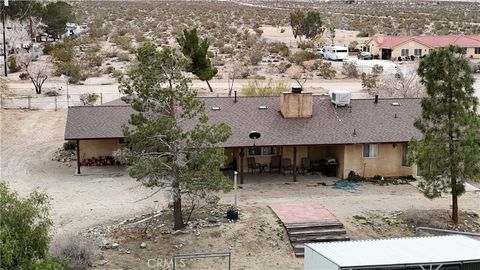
[297,40,315,50]
[289,51,316,65]
[51,234,98,270]
[341,61,359,78]
[318,61,336,79]
[268,42,290,57]
[241,79,289,96]
[248,49,264,65]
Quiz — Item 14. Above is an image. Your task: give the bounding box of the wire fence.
[0,92,122,110]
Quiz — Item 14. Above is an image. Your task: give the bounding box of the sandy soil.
[0,109,165,235]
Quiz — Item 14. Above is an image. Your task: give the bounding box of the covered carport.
[304,235,480,270]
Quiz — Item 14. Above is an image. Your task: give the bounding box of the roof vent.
[211,106,221,111]
[391,102,400,106]
[259,105,268,110]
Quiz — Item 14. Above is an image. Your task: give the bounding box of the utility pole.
[2,0,8,77]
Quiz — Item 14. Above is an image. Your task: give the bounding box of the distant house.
[367,34,480,60]
[64,91,421,182]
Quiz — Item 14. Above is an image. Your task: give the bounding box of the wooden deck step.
[287,228,347,236]
[290,234,350,242]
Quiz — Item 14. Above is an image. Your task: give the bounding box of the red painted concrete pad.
[270,203,338,224]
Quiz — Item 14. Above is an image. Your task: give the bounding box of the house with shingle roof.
[64,91,420,182]
[367,34,480,60]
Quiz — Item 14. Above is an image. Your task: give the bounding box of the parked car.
[357,51,373,60]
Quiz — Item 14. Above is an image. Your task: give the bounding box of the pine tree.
[410,45,480,224]
[177,28,217,92]
[118,43,232,230]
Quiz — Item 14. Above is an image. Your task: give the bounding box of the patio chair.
[269,155,281,173]
[281,158,293,176]
[247,157,261,174]
[300,157,310,175]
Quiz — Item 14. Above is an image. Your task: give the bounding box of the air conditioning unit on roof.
[330,90,351,107]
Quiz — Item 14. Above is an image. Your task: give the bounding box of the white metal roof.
[306,235,480,268]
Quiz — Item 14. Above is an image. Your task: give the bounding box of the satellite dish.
[249,131,261,140]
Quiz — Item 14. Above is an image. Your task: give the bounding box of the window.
[401,49,409,57]
[401,143,410,166]
[429,48,434,53]
[363,144,378,158]
[475,47,480,54]
[414,48,422,56]
[248,146,276,156]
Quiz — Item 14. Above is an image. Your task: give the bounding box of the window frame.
[248,146,277,156]
[362,143,378,158]
[401,48,409,57]
[475,47,480,54]
[414,48,422,56]
[401,143,411,167]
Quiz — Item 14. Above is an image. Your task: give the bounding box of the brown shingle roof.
[65,96,422,147]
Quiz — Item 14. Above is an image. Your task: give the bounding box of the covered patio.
[223,145,345,184]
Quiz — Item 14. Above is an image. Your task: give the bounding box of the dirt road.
[0,109,164,235]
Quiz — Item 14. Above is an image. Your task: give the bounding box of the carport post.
[76,140,80,174]
[239,148,244,184]
[293,146,297,182]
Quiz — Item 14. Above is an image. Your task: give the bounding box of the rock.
[208,217,218,224]
[96,259,108,266]
[466,210,479,218]
[140,242,147,249]
[111,243,119,249]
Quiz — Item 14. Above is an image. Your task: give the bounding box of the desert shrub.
[19,72,29,80]
[241,79,289,96]
[45,40,76,62]
[83,53,103,67]
[51,234,97,270]
[248,49,263,65]
[341,61,359,78]
[348,41,359,52]
[54,60,85,84]
[111,35,133,51]
[361,72,378,94]
[117,52,131,62]
[371,64,384,76]
[303,59,323,72]
[297,40,315,50]
[276,61,292,73]
[104,66,115,74]
[289,51,316,65]
[79,92,100,106]
[219,45,234,54]
[104,49,118,58]
[318,61,336,79]
[268,42,290,57]
[8,55,20,73]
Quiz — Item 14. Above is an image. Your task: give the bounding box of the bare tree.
[19,54,52,94]
[377,63,424,98]
[226,64,237,97]
[287,65,311,89]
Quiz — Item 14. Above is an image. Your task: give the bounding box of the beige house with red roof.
[367,35,480,60]
[65,91,421,182]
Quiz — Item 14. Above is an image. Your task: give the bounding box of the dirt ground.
[1,109,480,269]
[0,109,164,236]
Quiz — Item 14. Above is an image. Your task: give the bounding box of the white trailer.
[304,235,480,270]
[323,46,349,61]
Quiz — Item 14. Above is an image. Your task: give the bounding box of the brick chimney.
[280,89,313,118]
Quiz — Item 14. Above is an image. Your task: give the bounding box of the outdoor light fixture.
[249,131,261,146]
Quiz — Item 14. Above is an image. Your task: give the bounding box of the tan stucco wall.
[391,41,431,59]
[466,47,480,59]
[342,143,416,178]
[79,139,121,162]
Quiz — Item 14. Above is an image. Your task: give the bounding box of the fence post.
[54,96,57,111]
[0,94,3,109]
[27,96,31,110]
[100,93,103,104]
